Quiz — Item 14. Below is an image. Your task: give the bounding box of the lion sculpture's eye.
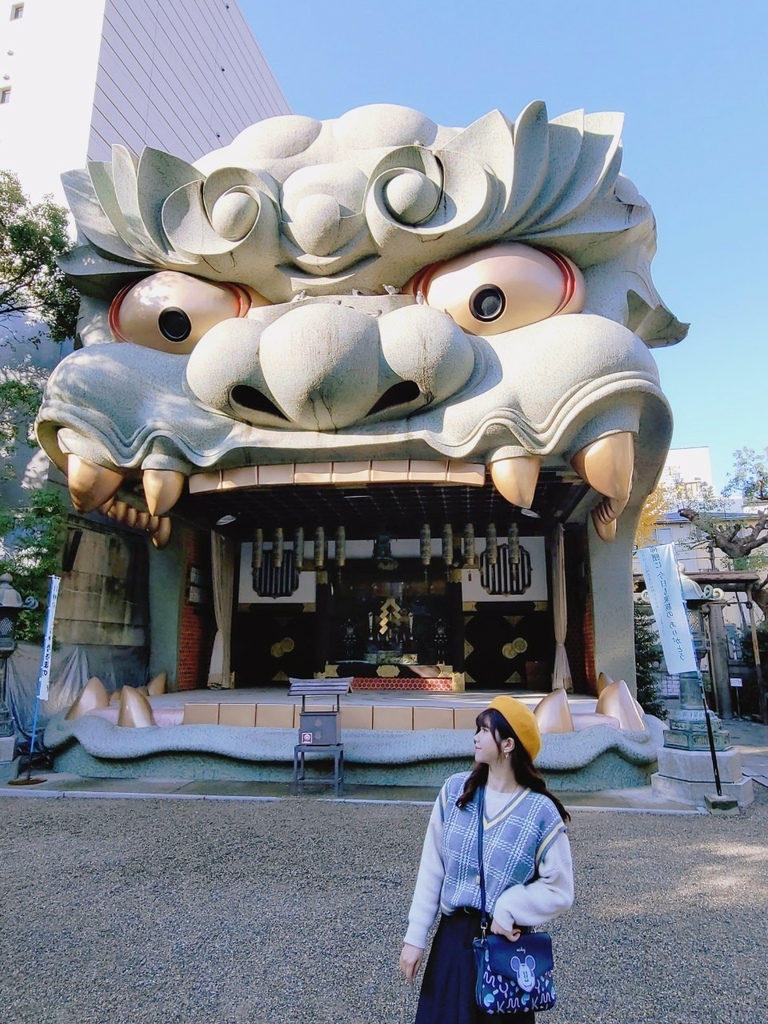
[109,271,269,354]
[409,243,585,336]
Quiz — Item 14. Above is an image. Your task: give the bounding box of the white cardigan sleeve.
[491,830,574,932]
[403,796,445,949]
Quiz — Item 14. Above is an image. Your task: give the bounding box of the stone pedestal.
[664,709,730,750]
[651,747,754,808]
[0,733,18,782]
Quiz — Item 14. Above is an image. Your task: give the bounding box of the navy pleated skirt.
[415,911,535,1024]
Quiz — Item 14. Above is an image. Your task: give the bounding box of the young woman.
[399,695,574,1024]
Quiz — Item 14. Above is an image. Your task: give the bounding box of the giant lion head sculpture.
[37,102,686,548]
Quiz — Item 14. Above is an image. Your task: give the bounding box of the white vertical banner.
[636,544,698,675]
[37,575,61,700]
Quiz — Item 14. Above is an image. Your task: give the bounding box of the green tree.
[0,170,78,344]
[725,447,768,504]
[0,488,69,642]
[0,173,77,639]
[0,356,48,480]
[635,481,675,549]
[676,447,768,619]
[0,171,79,477]
[633,601,667,718]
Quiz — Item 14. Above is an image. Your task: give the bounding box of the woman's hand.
[399,943,424,982]
[490,918,521,941]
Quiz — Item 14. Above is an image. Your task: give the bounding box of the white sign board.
[37,575,61,700]
[636,544,698,675]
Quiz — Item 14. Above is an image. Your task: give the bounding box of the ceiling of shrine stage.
[175,473,593,542]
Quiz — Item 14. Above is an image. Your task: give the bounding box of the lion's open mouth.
[62,425,635,549]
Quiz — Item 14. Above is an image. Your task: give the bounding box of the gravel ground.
[1,789,766,1024]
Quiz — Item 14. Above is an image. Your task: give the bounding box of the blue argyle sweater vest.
[438,772,566,916]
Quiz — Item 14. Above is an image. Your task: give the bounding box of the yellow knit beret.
[487,696,542,761]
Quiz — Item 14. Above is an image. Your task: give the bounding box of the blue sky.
[240,0,766,491]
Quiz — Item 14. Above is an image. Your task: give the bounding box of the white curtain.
[551,524,573,691]
[207,531,235,689]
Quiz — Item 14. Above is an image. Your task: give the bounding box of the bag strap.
[477,786,489,937]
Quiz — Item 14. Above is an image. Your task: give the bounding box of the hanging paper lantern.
[273,526,284,568]
[508,522,520,565]
[314,526,326,569]
[486,522,498,566]
[420,524,432,566]
[442,524,453,566]
[336,525,346,567]
[252,527,263,571]
[293,527,304,571]
[463,523,477,568]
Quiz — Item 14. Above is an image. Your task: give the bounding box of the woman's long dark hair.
[456,709,570,823]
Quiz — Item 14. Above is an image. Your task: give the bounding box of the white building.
[0,0,289,205]
[654,447,717,573]
[651,447,749,575]
[637,448,764,688]
[659,446,713,502]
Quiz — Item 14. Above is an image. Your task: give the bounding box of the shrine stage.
[45,688,664,792]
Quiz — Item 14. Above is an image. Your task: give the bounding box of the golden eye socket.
[109,271,268,354]
[413,243,585,336]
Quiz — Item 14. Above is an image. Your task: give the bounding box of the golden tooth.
[147,671,167,696]
[117,686,155,728]
[147,515,161,534]
[143,469,185,516]
[571,432,634,502]
[65,676,110,720]
[605,496,627,521]
[534,689,574,734]
[112,500,128,523]
[592,509,618,542]
[66,454,123,513]
[595,500,614,525]
[124,506,138,528]
[489,456,541,509]
[136,512,150,530]
[596,672,613,694]
[151,517,172,549]
[99,498,115,515]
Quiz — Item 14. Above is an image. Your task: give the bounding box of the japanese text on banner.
[636,544,698,675]
[38,575,61,701]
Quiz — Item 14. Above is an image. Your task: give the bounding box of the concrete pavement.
[1,779,766,1024]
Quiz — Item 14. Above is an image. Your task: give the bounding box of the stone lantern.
[0,573,35,657]
[0,574,38,775]
[651,568,753,810]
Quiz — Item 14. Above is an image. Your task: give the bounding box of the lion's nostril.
[230,385,288,421]
[367,381,421,416]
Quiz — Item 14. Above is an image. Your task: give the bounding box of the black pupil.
[470,286,505,322]
[158,307,192,342]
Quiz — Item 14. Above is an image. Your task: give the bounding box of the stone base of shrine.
[44,690,664,792]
